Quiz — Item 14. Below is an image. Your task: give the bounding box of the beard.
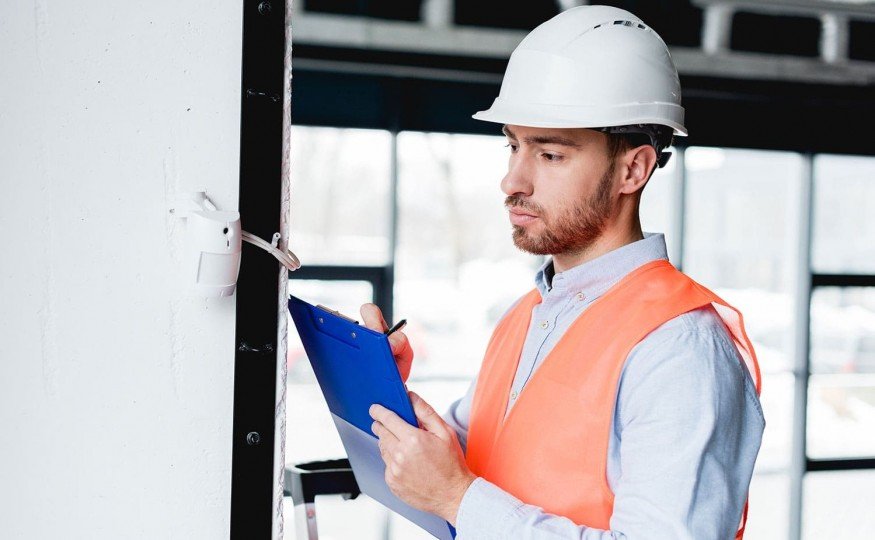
[506,164,614,257]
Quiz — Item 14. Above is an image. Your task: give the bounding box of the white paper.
[332,413,455,540]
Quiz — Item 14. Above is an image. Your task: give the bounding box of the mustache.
[505,194,544,215]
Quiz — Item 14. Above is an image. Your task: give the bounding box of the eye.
[541,152,562,162]
[505,142,518,153]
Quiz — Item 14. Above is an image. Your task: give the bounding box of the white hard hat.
[473,5,687,137]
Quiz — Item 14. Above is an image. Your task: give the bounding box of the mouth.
[508,207,539,226]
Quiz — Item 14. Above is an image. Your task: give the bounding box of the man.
[361,6,764,539]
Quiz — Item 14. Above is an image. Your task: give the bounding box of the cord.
[241,230,302,272]
[180,192,301,271]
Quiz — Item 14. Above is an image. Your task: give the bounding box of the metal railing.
[289,0,875,85]
[693,0,875,63]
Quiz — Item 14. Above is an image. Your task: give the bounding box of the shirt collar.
[534,232,670,299]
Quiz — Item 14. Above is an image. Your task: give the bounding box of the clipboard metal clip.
[316,304,359,325]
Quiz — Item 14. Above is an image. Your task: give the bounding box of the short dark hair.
[604,125,674,173]
[606,132,645,161]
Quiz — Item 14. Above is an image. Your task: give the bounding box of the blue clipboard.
[288,295,456,540]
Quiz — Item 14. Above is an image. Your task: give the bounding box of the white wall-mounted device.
[170,192,301,297]
[170,192,242,297]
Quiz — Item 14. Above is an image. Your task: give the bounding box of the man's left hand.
[369,391,477,526]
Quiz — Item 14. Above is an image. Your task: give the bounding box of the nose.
[500,151,534,197]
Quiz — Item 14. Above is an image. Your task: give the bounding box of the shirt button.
[576,292,586,301]
[539,320,549,329]
[510,391,518,400]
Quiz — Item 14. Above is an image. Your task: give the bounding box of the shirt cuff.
[455,477,525,538]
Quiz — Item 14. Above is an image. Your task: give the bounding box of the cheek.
[563,161,608,201]
[536,169,586,216]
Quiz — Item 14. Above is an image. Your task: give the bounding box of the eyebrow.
[502,125,582,149]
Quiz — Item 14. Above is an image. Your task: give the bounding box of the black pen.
[385,319,407,336]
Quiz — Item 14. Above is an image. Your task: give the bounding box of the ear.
[618,145,658,195]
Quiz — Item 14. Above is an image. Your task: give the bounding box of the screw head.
[258,1,272,15]
[246,431,261,446]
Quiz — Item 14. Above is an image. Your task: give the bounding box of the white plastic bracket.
[168,191,219,218]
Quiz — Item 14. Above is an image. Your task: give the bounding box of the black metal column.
[230,1,287,538]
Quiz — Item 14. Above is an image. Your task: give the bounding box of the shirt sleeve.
[452,308,765,540]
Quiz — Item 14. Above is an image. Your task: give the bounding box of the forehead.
[502,124,603,149]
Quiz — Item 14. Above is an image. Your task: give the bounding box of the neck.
[552,220,644,273]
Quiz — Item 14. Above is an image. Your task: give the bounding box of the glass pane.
[395,132,541,380]
[807,374,875,459]
[810,287,875,375]
[289,126,392,266]
[286,279,374,466]
[744,473,790,540]
[683,147,804,374]
[803,470,875,539]
[809,288,875,458]
[639,147,681,262]
[757,372,795,470]
[813,154,875,274]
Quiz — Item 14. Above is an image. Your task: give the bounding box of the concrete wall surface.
[0,1,245,538]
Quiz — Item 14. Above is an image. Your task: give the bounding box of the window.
[802,154,875,536]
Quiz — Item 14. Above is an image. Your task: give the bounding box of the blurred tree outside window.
[289,126,393,267]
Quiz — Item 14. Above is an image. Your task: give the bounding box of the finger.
[388,332,414,382]
[387,331,411,357]
[371,420,399,443]
[369,404,416,438]
[377,439,390,463]
[360,303,389,333]
[408,391,451,440]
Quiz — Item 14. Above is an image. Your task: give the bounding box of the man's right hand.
[360,303,414,382]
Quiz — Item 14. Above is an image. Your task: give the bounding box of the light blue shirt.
[442,233,765,540]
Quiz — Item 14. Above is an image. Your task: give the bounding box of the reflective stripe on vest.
[465,260,761,538]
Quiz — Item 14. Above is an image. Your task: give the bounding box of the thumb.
[408,391,450,440]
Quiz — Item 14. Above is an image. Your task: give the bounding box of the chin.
[512,230,553,256]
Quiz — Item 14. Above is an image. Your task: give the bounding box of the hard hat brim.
[472,99,688,137]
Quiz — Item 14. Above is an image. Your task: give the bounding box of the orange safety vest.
[466,259,761,538]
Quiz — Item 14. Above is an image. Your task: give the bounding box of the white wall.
[0,1,249,538]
